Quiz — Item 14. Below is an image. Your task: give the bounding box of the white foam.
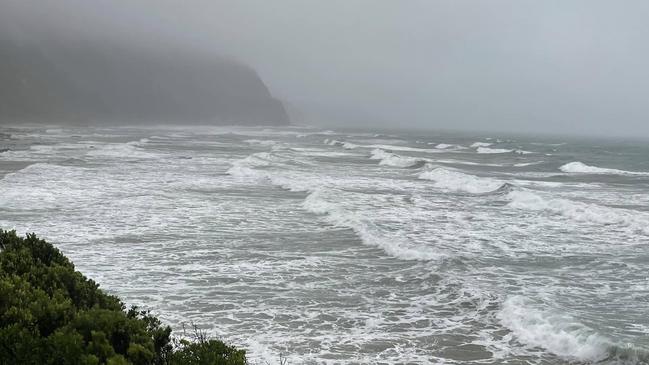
[303,190,444,261]
[476,147,513,154]
[293,150,352,158]
[560,161,649,176]
[225,152,280,181]
[418,167,505,194]
[433,159,507,167]
[227,153,444,262]
[435,143,454,149]
[226,153,321,192]
[365,144,445,154]
[507,190,649,235]
[498,296,610,362]
[238,152,276,166]
[229,167,295,193]
[324,139,362,149]
[514,161,544,167]
[370,149,423,168]
[244,139,278,146]
[433,143,467,151]
[329,141,446,154]
[5,126,649,364]
[471,142,492,148]
[323,139,445,153]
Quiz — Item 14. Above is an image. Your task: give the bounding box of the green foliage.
[0,230,246,365]
[170,339,247,365]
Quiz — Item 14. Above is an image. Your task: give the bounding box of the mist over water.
[1,125,648,364]
[4,0,649,137]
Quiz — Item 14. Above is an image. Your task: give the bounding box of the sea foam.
[471,142,492,148]
[244,139,278,146]
[435,143,455,149]
[507,190,649,235]
[560,161,649,176]
[303,189,444,261]
[370,149,425,168]
[418,167,506,194]
[476,146,513,154]
[228,152,445,261]
[499,296,610,363]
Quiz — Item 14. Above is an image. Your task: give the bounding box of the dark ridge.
[488,182,516,195]
[0,36,289,126]
[408,160,428,169]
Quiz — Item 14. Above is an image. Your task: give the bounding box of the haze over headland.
[0,1,289,126]
[2,0,649,137]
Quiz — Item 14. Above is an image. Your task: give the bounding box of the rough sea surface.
[1,125,648,364]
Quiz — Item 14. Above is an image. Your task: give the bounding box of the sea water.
[1,125,648,364]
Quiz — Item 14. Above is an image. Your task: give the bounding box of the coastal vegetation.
[0,230,246,365]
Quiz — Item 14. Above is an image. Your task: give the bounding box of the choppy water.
[1,125,648,364]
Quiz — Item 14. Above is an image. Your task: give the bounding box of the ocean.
[1,125,648,364]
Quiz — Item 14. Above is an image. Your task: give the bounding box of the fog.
[3,0,649,137]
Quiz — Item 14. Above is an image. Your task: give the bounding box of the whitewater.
[1,125,648,364]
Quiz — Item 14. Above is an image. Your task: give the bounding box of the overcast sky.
[3,0,649,137]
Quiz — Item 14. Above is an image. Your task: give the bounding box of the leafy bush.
[0,230,246,365]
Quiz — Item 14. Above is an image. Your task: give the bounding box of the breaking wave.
[499,296,649,364]
[474,147,533,155]
[476,146,513,154]
[560,161,649,176]
[244,139,278,146]
[506,190,649,235]
[514,149,533,155]
[225,152,299,186]
[435,143,454,149]
[323,139,358,149]
[226,156,317,193]
[471,142,492,148]
[303,190,444,261]
[499,296,610,362]
[342,142,359,149]
[434,143,467,150]
[326,140,447,154]
[514,161,544,167]
[228,153,443,261]
[418,167,509,194]
[365,144,444,154]
[370,149,426,168]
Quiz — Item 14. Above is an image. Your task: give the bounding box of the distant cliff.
[0,37,289,126]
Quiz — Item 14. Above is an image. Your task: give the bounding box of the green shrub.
[0,230,246,365]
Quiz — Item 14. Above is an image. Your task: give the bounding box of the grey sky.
[3,0,649,137]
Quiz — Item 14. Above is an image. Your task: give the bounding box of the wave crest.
[560,161,649,176]
[370,149,425,168]
[471,142,492,148]
[499,296,649,364]
[507,190,649,235]
[476,146,513,154]
[303,190,444,261]
[499,296,610,362]
[418,167,507,194]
